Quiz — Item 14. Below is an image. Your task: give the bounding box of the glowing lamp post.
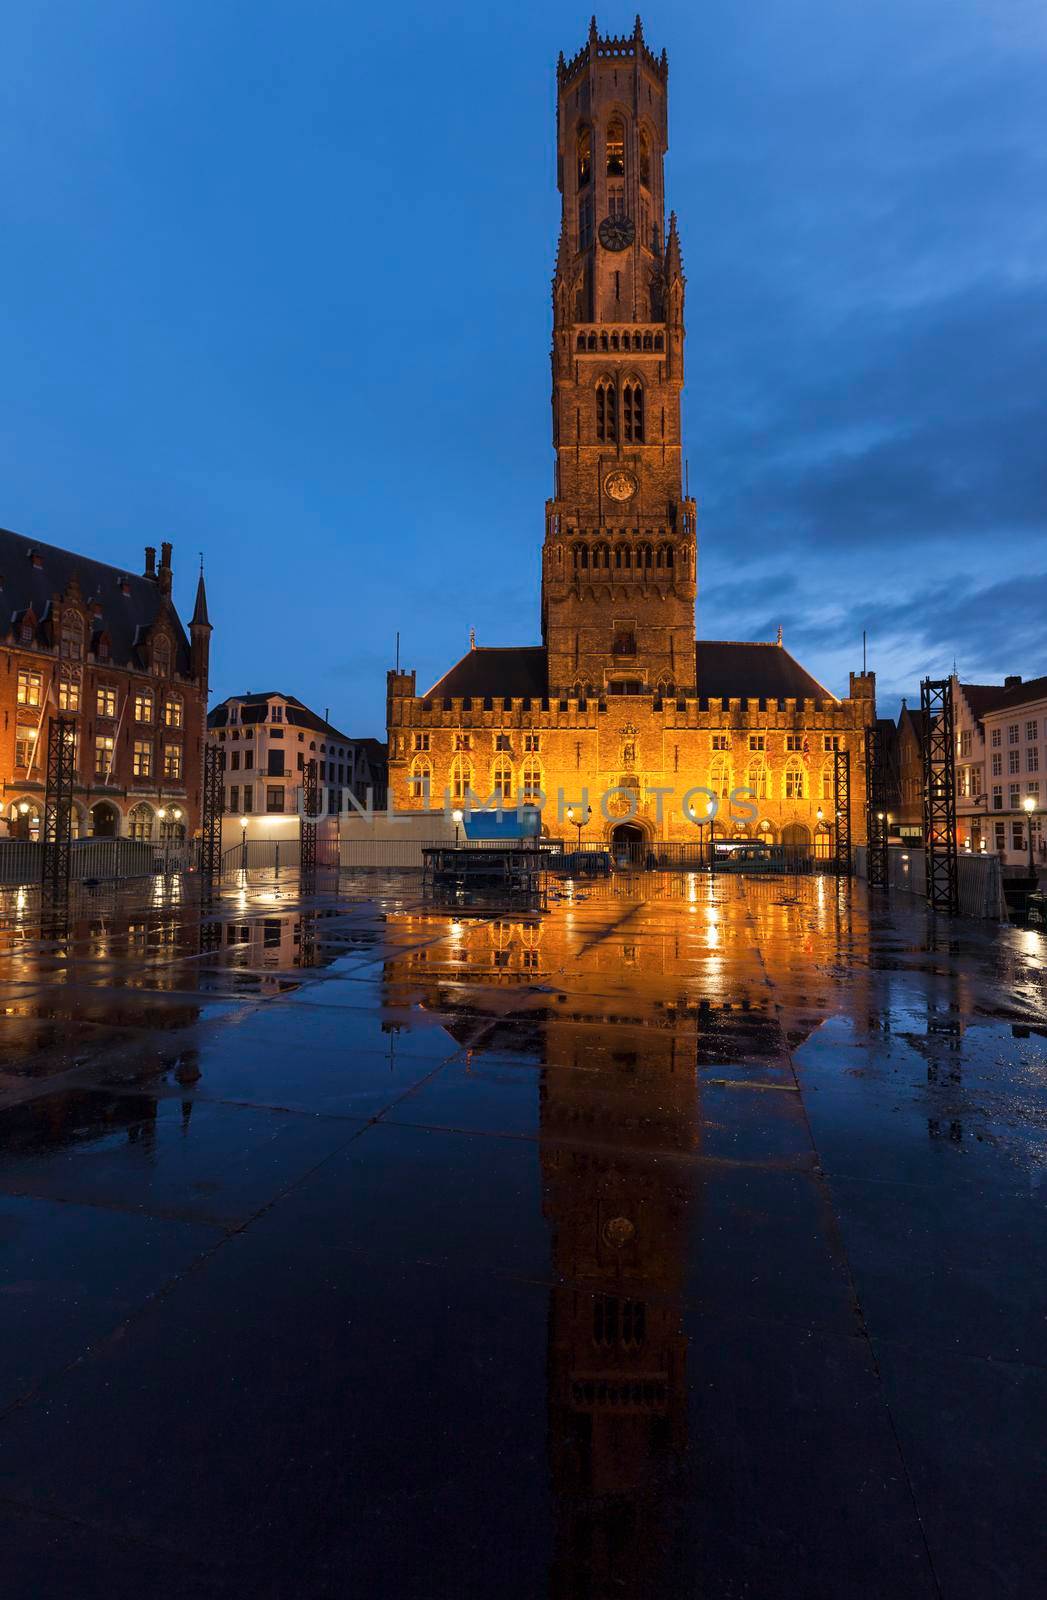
[686,798,712,868]
[566,804,591,855]
[452,808,464,849]
[240,814,248,872]
[1023,795,1036,878]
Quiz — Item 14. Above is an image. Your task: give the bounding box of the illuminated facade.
[387,19,873,849]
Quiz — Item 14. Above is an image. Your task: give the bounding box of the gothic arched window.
[450,755,473,803]
[622,381,644,442]
[152,636,171,678]
[639,127,651,188]
[409,757,431,802]
[637,542,653,569]
[596,380,618,443]
[747,760,769,800]
[709,755,731,799]
[577,125,591,188]
[606,118,625,177]
[492,757,513,801]
[521,761,543,802]
[784,761,806,800]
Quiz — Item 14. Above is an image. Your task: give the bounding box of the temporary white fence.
[855,844,1006,919]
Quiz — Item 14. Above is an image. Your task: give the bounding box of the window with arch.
[606,118,625,176]
[152,636,171,678]
[785,761,806,800]
[709,754,731,798]
[60,613,83,661]
[637,543,653,569]
[607,182,625,219]
[596,379,618,443]
[578,192,593,251]
[450,755,473,803]
[521,760,543,802]
[409,756,432,802]
[592,542,610,569]
[746,760,769,799]
[577,125,591,187]
[128,803,154,841]
[492,757,513,801]
[821,766,834,801]
[639,127,651,188]
[622,381,644,442]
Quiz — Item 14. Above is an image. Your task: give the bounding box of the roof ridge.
[0,525,149,585]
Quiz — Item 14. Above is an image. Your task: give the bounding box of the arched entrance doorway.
[609,821,646,868]
[91,801,120,838]
[7,800,41,841]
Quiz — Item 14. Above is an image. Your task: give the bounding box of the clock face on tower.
[598,215,635,251]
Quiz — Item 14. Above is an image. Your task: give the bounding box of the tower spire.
[191,564,210,629]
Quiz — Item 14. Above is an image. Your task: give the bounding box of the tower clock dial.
[598,215,635,251]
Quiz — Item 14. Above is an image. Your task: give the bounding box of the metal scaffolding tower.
[301,759,319,882]
[41,717,76,894]
[864,723,890,890]
[201,743,224,885]
[833,748,852,877]
[921,676,959,915]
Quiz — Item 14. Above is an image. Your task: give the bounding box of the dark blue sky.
[3,1,1044,732]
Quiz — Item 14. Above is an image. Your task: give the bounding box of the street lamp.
[1023,795,1036,878]
[566,804,591,855]
[240,814,248,872]
[452,807,464,848]
[686,798,712,868]
[157,807,169,874]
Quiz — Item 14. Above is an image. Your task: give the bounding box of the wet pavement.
[0,868,1045,1598]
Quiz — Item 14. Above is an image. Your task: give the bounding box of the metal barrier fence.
[219,836,830,877]
[0,837,195,887]
[855,844,1006,919]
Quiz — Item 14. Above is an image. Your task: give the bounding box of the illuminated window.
[15,721,36,768]
[95,735,115,779]
[134,691,153,723]
[58,672,81,713]
[746,760,768,799]
[163,744,182,780]
[128,803,154,841]
[163,696,183,729]
[606,118,625,176]
[521,761,543,801]
[97,686,117,718]
[577,124,591,187]
[133,740,152,778]
[16,670,42,707]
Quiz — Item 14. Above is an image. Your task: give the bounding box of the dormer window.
[61,614,83,661]
[271,703,283,723]
[20,620,33,644]
[152,636,171,678]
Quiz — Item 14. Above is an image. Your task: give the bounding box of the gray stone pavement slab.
[0,868,1043,1596]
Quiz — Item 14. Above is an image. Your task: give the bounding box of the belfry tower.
[543,16,697,700]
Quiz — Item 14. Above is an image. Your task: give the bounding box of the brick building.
[2,531,211,841]
[387,19,873,849]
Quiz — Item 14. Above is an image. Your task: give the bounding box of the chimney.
[144,545,156,578]
[158,541,173,598]
[1004,675,1022,689]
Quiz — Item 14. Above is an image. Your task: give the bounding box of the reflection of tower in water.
[380,907,696,1591]
[540,933,695,1595]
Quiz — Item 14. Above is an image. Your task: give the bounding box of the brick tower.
[543,16,697,700]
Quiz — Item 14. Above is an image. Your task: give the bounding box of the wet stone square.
[0,870,1044,1599]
